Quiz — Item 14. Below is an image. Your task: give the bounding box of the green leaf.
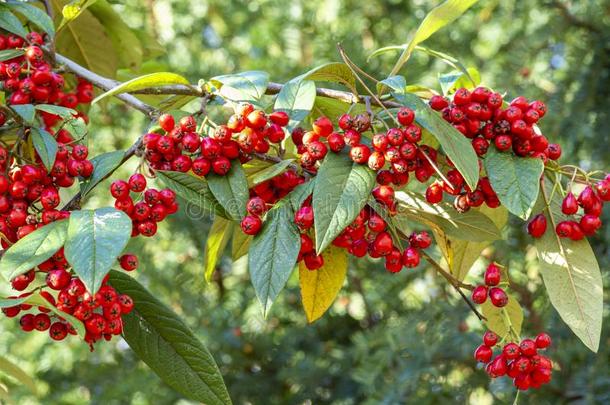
[481,295,523,340]
[439,68,480,95]
[288,180,315,212]
[368,45,407,61]
[0,295,30,308]
[313,151,376,253]
[248,202,300,316]
[79,150,125,196]
[7,1,55,36]
[58,0,98,29]
[376,75,406,94]
[395,191,502,242]
[207,162,248,221]
[247,159,294,187]
[93,72,190,104]
[0,355,37,395]
[392,92,479,190]
[231,229,251,261]
[88,0,143,70]
[416,46,473,82]
[64,208,132,293]
[108,271,231,405]
[0,220,68,281]
[30,128,58,172]
[435,205,508,281]
[212,71,269,102]
[156,171,228,218]
[204,217,234,282]
[274,78,316,131]
[534,181,603,352]
[53,2,117,78]
[484,148,544,220]
[300,62,356,91]
[313,96,366,121]
[63,116,88,138]
[0,48,24,62]
[34,104,76,118]
[11,104,35,124]
[0,7,27,37]
[388,0,479,76]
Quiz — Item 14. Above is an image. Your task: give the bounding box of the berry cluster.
[471,263,508,307]
[431,87,561,161]
[144,107,289,176]
[0,32,92,126]
[474,331,553,390]
[110,173,179,237]
[528,175,609,240]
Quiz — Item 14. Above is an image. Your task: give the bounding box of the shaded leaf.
[376,75,406,94]
[204,217,233,282]
[247,159,294,187]
[481,295,523,340]
[207,162,248,220]
[212,71,269,102]
[80,150,125,196]
[7,1,55,36]
[30,128,58,172]
[231,228,250,261]
[156,171,227,218]
[11,104,35,124]
[0,7,27,37]
[300,62,356,91]
[0,48,24,62]
[274,78,316,131]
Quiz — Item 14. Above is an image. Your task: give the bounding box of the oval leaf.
[30,128,58,172]
[299,246,347,323]
[207,162,248,221]
[248,202,300,316]
[7,1,55,36]
[481,294,523,341]
[274,78,316,131]
[93,72,190,104]
[0,355,37,395]
[0,48,23,62]
[0,220,68,281]
[204,217,234,282]
[484,147,544,220]
[79,150,125,196]
[0,8,27,37]
[313,152,376,254]
[11,104,35,124]
[64,208,132,293]
[108,271,231,405]
[212,71,269,102]
[534,182,603,352]
[392,92,479,190]
[247,159,294,187]
[156,170,228,218]
[301,62,356,91]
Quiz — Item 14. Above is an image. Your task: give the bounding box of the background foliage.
[1,0,609,403]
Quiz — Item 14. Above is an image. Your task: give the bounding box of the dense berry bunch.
[111,173,179,237]
[474,331,553,390]
[471,263,509,307]
[0,31,93,126]
[528,175,609,240]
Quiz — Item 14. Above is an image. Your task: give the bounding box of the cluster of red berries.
[241,169,305,235]
[431,87,561,161]
[474,331,553,390]
[471,263,508,307]
[110,173,179,237]
[528,175,609,240]
[0,31,92,127]
[143,107,290,176]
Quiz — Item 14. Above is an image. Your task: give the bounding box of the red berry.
[483,331,499,347]
[474,344,493,363]
[519,338,537,356]
[312,116,333,137]
[561,192,579,215]
[269,111,289,127]
[119,254,139,271]
[402,247,420,268]
[372,232,393,256]
[484,263,501,286]
[338,114,353,130]
[502,342,520,360]
[489,287,508,307]
[247,197,267,217]
[535,332,552,349]
[303,253,324,270]
[555,221,573,238]
[294,206,314,230]
[471,285,488,304]
[327,133,345,153]
[349,145,371,164]
[396,108,415,126]
[158,114,175,132]
[240,215,262,235]
[527,213,547,238]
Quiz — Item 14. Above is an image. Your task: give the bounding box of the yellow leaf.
[481,295,523,341]
[204,217,233,282]
[299,246,348,323]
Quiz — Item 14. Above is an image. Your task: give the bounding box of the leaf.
[313,96,366,121]
[0,7,27,37]
[274,78,316,131]
[52,2,118,78]
[7,1,55,36]
[212,71,269,102]
[93,72,190,104]
[34,104,76,118]
[79,150,125,196]
[29,128,58,172]
[313,151,376,253]
[389,0,479,76]
[88,0,143,70]
[484,147,544,220]
[0,48,23,62]
[300,62,356,91]
[481,295,523,340]
[368,45,407,61]
[0,356,37,395]
[207,162,248,221]
[156,171,228,218]
[288,180,315,211]
[395,191,502,242]
[25,293,86,337]
[534,181,603,352]
[0,295,30,308]
[11,104,35,124]
[64,208,132,293]
[376,75,406,94]
[392,92,479,190]
[231,228,250,261]
[204,217,234,282]
[57,0,98,29]
[247,159,294,187]
[416,46,473,84]
[439,68,480,95]
[108,271,231,405]
[248,202,300,316]
[0,220,68,281]
[299,246,347,323]
[435,205,508,281]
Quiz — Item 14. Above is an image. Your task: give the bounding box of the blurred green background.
[1,0,609,403]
